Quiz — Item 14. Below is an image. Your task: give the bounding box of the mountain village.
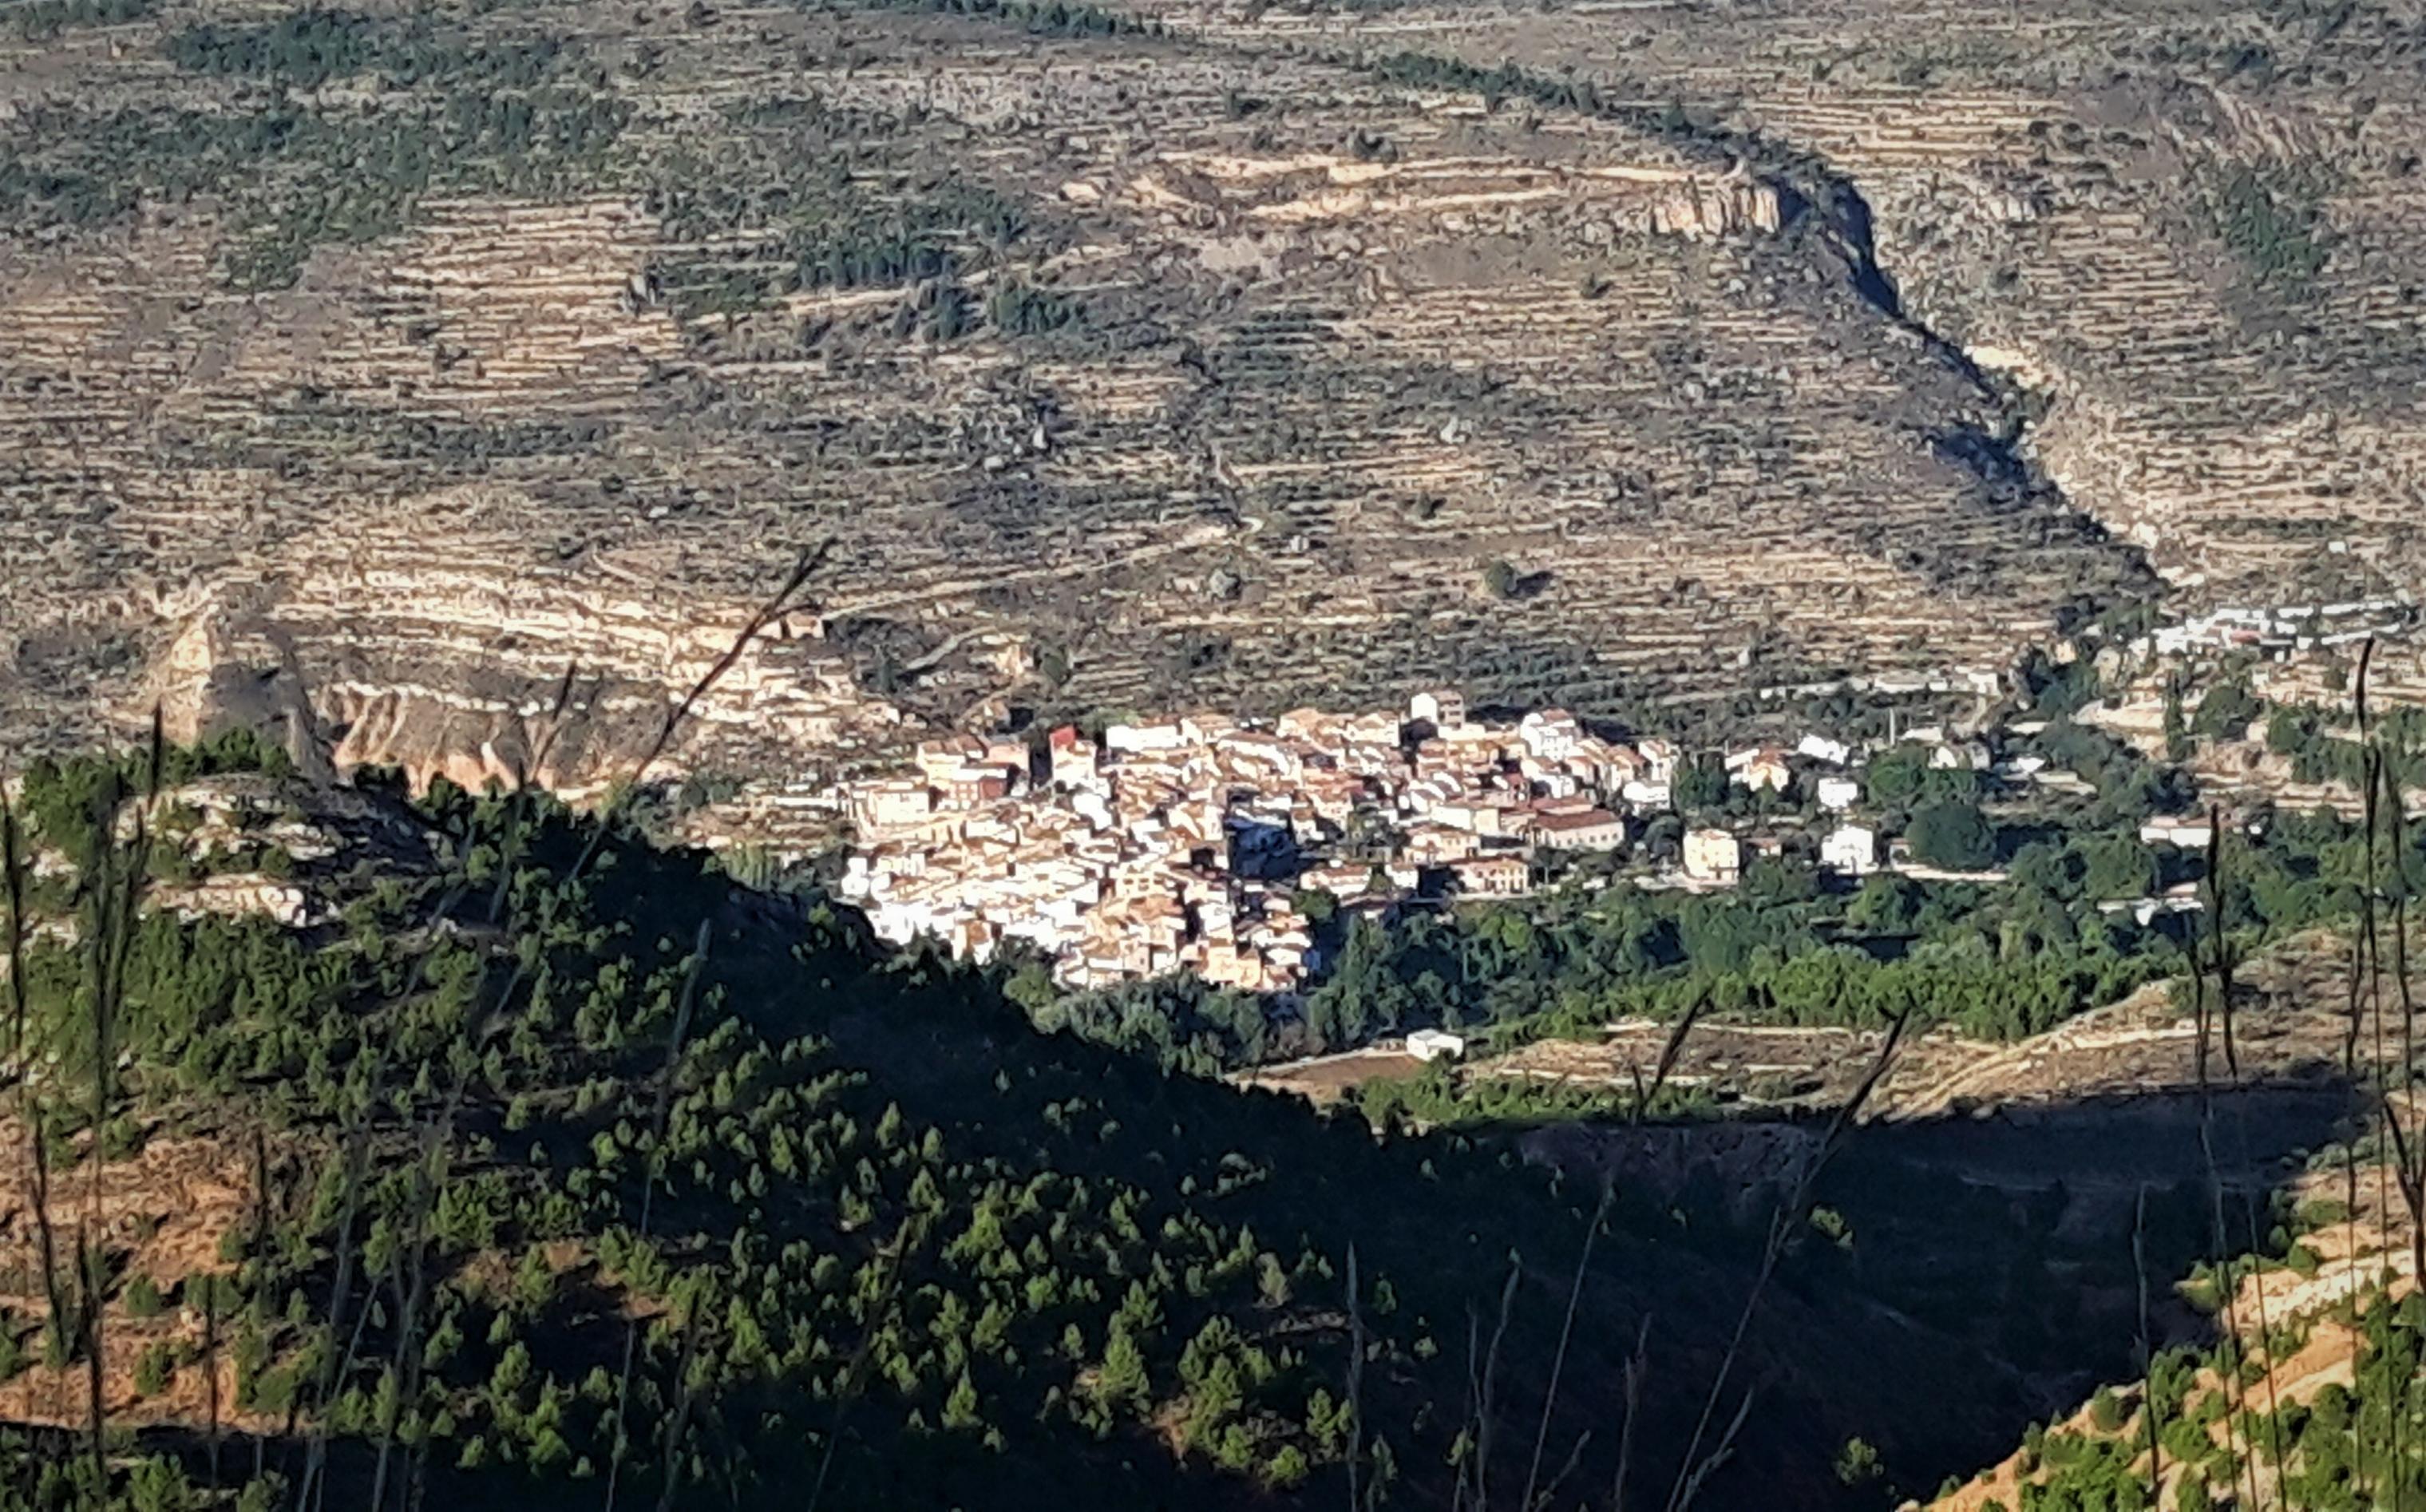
[809,591,2426,995]
[833,690,2003,994]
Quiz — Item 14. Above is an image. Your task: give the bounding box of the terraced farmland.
[6,0,2415,791]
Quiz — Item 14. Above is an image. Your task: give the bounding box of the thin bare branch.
[1346,1244,1365,1512]
[1521,1183,1613,1511]
[1633,996,1706,1125]
[1472,1260,1522,1512]
[2132,1185,2163,1506]
[570,540,834,881]
[1610,1316,1650,1512]
[1667,1008,1911,1512]
[603,919,712,1512]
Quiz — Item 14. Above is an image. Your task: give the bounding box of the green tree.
[2193,679,2261,739]
[1846,872,1925,932]
[1834,1436,1881,1486]
[2076,833,2159,900]
[1672,753,1730,812]
[1096,1324,1149,1412]
[1264,1444,1310,1489]
[1292,888,1340,927]
[1908,801,1996,870]
[1304,916,1408,1050]
[2163,684,2191,761]
[943,1371,982,1431]
[134,1343,173,1397]
[2265,705,2322,758]
[1865,744,1929,807]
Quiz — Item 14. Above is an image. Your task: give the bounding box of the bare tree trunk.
[604,922,711,1512]
[1521,1185,1612,1512]
[1345,1245,1364,1512]
[651,1300,710,1512]
[294,1100,378,1512]
[204,1274,223,1494]
[2132,1186,2163,1505]
[2373,754,2426,1292]
[1470,1262,1521,1512]
[803,1214,928,1512]
[1609,1316,1650,1512]
[2,797,71,1390]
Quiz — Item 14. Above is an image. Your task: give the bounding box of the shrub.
[124,1274,164,1319]
[2088,1387,2125,1432]
[1834,1436,1882,1486]
[134,1342,173,1397]
[2205,164,2330,293]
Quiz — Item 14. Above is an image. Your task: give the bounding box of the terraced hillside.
[17,0,2423,791]
[1297,0,2426,602]
[0,0,2202,793]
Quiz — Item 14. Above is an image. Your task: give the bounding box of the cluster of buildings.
[831,692,1901,993]
[816,592,2386,999]
[2141,599,2412,659]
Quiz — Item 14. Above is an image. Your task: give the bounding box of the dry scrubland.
[1476,926,2367,1118]
[3,0,2423,803]
[1258,924,2366,1126]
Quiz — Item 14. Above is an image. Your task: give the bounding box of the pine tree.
[943,1371,981,1431]
[1095,1324,1148,1412]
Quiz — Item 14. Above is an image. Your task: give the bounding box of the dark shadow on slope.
[797,953,2314,1512]
[1524,1083,2359,1505]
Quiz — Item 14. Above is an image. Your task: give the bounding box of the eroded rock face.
[1109,148,1788,244]
[149,546,909,805]
[1648,177,1787,239]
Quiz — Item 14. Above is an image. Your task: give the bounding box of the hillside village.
[828,597,2426,996]
[833,689,2030,993]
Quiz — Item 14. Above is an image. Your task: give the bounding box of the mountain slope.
[0,750,2068,1510]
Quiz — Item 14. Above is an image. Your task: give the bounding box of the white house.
[853,780,936,832]
[2139,815,2215,849]
[1725,746,1792,793]
[1047,726,1102,790]
[1103,721,1187,754]
[1431,798,1512,837]
[1451,853,1531,897]
[1635,738,1680,785]
[913,736,985,779]
[2097,893,2205,927]
[1620,778,1673,811]
[1682,828,1743,885]
[1409,689,1467,730]
[1816,775,1862,811]
[1529,808,1628,852]
[1929,739,1992,771]
[1519,708,1584,762]
[1822,823,1879,877]
[1796,734,1853,767]
[1407,1028,1468,1062]
[1520,758,1585,800]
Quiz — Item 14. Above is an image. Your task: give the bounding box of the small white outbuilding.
[1406,1029,1469,1063]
